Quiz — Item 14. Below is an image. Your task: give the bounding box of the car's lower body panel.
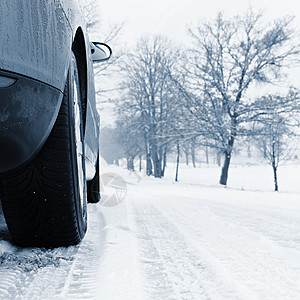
[0,70,63,173]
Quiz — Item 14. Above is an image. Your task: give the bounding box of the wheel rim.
[73,74,85,213]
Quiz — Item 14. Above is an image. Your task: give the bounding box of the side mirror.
[91,42,112,62]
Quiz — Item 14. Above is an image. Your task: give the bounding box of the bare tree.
[254,92,300,191]
[186,9,300,185]
[118,36,181,178]
[175,142,180,181]
[115,115,145,171]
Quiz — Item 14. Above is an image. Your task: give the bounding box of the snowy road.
[0,164,300,299]
[0,201,105,299]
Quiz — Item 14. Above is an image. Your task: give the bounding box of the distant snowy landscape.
[1,161,300,299]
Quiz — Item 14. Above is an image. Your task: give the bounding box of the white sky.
[99,0,300,44]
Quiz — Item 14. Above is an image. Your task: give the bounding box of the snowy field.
[0,162,300,299]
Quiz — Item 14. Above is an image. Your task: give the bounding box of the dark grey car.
[0,0,111,247]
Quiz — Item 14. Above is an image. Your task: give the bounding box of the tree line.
[102,9,300,191]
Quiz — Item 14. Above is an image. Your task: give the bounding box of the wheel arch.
[72,27,88,133]
[71,27,100,182]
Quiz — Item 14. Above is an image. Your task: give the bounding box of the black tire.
[0,53,87,247]
[87,156,100,203]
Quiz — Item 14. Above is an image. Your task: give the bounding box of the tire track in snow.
[59,204,106,299]
[0,204,106,299]
[0,245,77,299]
[0,199,78,299]
[156,200,300,300]
[132,202,235,300]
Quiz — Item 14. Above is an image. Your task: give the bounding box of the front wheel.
[0,53,87,247]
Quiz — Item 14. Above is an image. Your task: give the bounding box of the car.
[0,0,111,247]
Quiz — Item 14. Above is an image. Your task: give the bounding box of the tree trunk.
[159,145,164,176]
[139,155,142,172]
[272,163,279,192]
[146,152,152,176]
[247,144,251,158]
[191,142,196,168]
[219,134,235,185]
[153,157,161,178]
[161,147,167,177]
[144,135,152,176]
[185,148,189,166]
[205,146,209,164]
[151,145,161,178]
[263,142,267,159]
[127,156,134,171]
[271,143,278,192]
[219,151,232,185]
[175,142,180,182]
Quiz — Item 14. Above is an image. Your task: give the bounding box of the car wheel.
[87,156,100,203]
[0,53,87,247]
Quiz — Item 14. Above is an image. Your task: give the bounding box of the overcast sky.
[99,0,300,44]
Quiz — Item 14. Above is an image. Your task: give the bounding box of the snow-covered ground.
[0,162,300,299]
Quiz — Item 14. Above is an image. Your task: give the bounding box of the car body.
[0,0,103,177]
[0,0,110,246]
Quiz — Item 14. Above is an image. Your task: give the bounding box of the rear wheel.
[0,53,87,247]
[87,156,100,203]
